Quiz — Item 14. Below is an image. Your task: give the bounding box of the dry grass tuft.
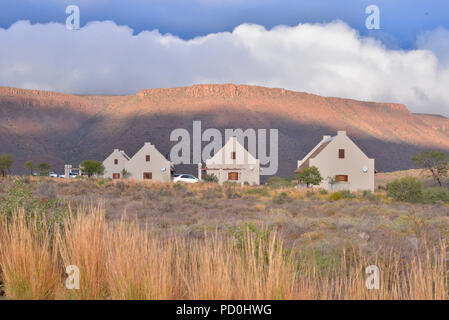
[0,210,60,299]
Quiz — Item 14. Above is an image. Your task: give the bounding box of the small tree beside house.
[295,166,323,188]
[203,173,219,183]
[80,160,105,177]
[121,168,131,179]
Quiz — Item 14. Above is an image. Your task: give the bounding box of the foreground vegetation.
[0,175,448,299]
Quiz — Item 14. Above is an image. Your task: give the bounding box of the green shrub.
[116,181,127,192]
[203,173,218,183]
[306,190,315,198]
[273,192,290,204]
[329,192,342,201]
[0,179,68,227]
[224,183,241,199]
[244,187,270,197]
[362,190,377,201]
[319,189,328,195]
[226,222,280,264]
[422,187,449,204]
[265,177,294,189]
[386,177,423,203]
[340,190,355,199]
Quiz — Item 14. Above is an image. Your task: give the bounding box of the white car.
[172,174,199,184]
[49,172,58,178]
[69,173,79,178]
[58,174,66,178]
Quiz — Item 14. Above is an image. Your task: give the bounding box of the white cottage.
[199,136,260,185]
[295,131,375,192]
[126,142,172,182]
[102,149,131,179]
[102,142,172,182]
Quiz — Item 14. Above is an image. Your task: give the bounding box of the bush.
[422,187,449,204]
[203,173,218,183]
[386,177,423,203]
[116,181,127,192]
[306,190,315,198]
[273,192,290,204]
[319,189,328,195]
[223,183,241,199]
[340,190,355,199]
[329,192,342,201]
[266,177,294,189]
[244,187,270,197]
[362,190,377,201]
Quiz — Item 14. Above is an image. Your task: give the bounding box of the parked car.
[69,172,79,178]
[172,174,199,184]
[58,174,66,178]
[172,174,181,181]
[49,172,58,178]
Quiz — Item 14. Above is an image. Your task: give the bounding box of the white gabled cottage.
[102,142,172,182]
[102,149,131,179]
[126,142,172,182]
[295,131,375,192]
[199,136,260,185]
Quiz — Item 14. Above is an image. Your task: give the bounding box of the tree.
[295,166,323,188]
[0,154,14,177]
[37,162,51,176]
[80,160,105,177]
[121,168,131,179]
[24,160,34,175]
[412,150,448,187]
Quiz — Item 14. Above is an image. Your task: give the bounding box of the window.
[143,172,152,180]
[231,152,236,160]
[228,172,239,181]
[114,159,118,165]
[335,175,348,182]
[146,155,151,162]
[112,173,120,179]
[338,149,345,159]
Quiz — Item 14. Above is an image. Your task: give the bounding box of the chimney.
[337,131,346,136]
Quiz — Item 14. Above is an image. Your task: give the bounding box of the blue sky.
[0,0,449,115]
[1,0,448,49]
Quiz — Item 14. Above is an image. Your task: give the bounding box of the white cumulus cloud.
[0,20,449,116]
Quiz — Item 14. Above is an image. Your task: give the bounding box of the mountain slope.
[1,84,448,177]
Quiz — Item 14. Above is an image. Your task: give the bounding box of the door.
[112,173,120,179]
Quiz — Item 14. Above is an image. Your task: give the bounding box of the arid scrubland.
[0,175,448,299]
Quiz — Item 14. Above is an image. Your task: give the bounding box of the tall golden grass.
[0,206,447,300]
